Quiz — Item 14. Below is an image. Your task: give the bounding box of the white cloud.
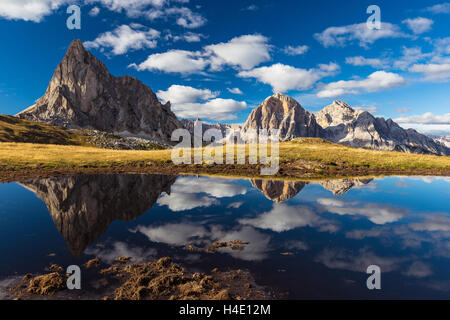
[426,3,450,14]
[86,1,205,28]
[134,222,271,261]
[239,203,338,233]
[205,35,271,70]
[157,84,247,120]
[0,0,70,22]
[169,32,205,43]
[317,198,406,225]
[131,49,208,74]
[238,62,340,93]
[157,176,248,211]
[315,22,407,48]
[165,6,206,28]
[395,112,450,125]
[283,45,309,56]
[85,241,157,264]
[394,112,450,135]
[157,84,217,104]
[135,222,210,246]
[316,248,404,273]
[403,261,433,278]
[316,71,406,98]
[402,17,434,34]
[393,46,431,70]
[132,34,271,75]
[227,87,243,95]
[353,105,377,114]
[242,4,258,11]
[88,6,100,16]
[173,98,248,121]
[409,63,450,81]
[84,24,160,55]
[410,215,450,232]
[345,56,388,68]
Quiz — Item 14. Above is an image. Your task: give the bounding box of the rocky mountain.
[250,179,307,202]
[181,118,232,138]
[318,178,373,195]
[433,135,450,148]
[241,93,323,142]
[250,178,374,202]
[20,174,177,256]
[17,39,182,145]
[316,100,449,156]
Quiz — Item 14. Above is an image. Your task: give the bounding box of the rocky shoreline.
[5,257,271,301]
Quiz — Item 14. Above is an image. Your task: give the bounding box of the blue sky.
[0,0,449,135]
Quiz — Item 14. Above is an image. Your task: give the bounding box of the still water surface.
[0,174,449,299]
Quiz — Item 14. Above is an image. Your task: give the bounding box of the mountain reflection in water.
[1,174,449,299]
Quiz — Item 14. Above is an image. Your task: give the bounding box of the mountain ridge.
[17,39,182,145]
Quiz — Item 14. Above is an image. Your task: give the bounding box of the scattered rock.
[84,258,101,268]
[47,264,63,272]
[26,273,66,296]
[108,257,269,300]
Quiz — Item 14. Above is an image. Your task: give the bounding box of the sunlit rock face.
[317,178,373,195]
[20,174,177,256]
[250,178,375,201]
[316,100,449,156]
[250,179,308,202]
[241,93,323,142]
[17,40,182,145]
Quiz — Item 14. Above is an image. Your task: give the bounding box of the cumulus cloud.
[227,88,243,95]
[157,84,247,120]
[84,24,160,55]
[345,56,388,68]
[410,215,450,232]
[167,32,206,43]
[132,34,271,75]
[402,17,434,34]
[88,6,100,16]
[131,49,208,74]
[134,222,271,261]
[283,45,309,56]
[239,203,338,233]
[157,84,217,104]
[314,22,407,48]
[85,241,157,264]
[316,71,406,98]
[157,176,247,211]
[409,63,450,81]
[0,0,70,22]
[205,35,271,70]
[164,6,206,28]
[395,112,450,125]
[426,3,450,14]
[238,62,340,93]
[317,198,406,225]
[393,46,432,70]
[403,261,433,278]
[316,247,404,273]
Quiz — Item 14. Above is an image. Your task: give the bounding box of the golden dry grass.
[0,137,449,172]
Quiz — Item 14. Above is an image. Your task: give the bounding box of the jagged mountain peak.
[17,40,182,145]
[241,93,322,141]
[316,100,449,155]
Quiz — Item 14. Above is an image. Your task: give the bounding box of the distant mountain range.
[15,40,450,156]
[241,93,449,156]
